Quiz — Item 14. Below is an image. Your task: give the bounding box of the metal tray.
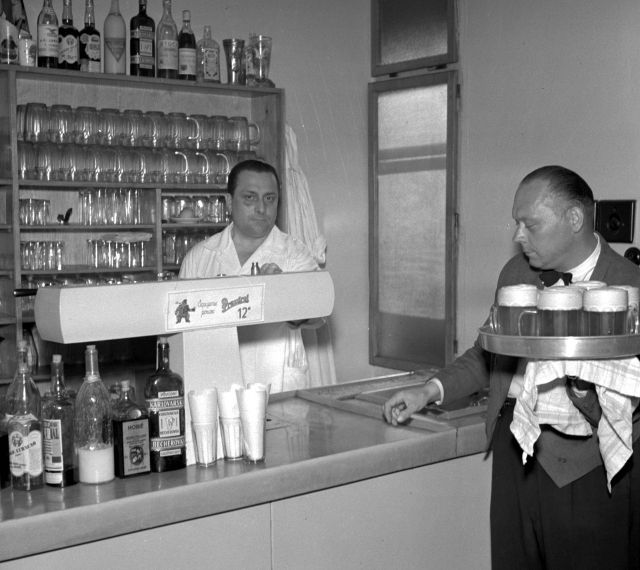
[478,325,640,359]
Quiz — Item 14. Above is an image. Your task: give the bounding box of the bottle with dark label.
[196,24,219,83]
[103,0,125,74]
[58,0,80,70]
[6,341,43,491]
[79,0,100,72]
[145,338,186,472]
[37,0,58,68]
[177,9,195,81]
[113,379,150,478]
[42,354,76,487]
[156,0,178,79]
[130,0,155,77]
[75,345,114,484]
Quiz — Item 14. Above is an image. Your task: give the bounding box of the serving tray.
[478,325,640,359]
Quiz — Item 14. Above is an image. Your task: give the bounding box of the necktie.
[539,270,573,287]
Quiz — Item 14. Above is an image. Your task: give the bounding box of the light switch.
[595,200,635,243]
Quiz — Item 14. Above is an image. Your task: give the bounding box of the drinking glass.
[583,287,628,336]
[74,106,100,144]
[16,104,26,142]
[536,287,583,336]
[249,34,273,86]
[24,102,50,143]
[49,104,74,143]
[167,112,199,149]
[489,284,538,335]
[223,38,246,85]
[145,111,170,148]
[208,115,228,150]
[17,141,37,179]
[226,116,261,152]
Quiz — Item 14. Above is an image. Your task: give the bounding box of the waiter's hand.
[260,262,283,274]
[383,383,439,425]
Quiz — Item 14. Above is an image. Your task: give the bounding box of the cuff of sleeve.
[427,378,444,405]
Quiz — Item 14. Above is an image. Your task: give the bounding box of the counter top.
[0,377,487,562]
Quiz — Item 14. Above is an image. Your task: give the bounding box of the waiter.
[384,165,640,569]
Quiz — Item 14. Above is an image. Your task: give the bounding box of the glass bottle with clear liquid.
[42,355,76,487]
[75,345,114,484]
[196,25,220,83]
[58,0,80,70]
[145,338,186,472]
[37,0,58,68]
[103,0,126,74]
[79,0,100,72]
[6,341,43,491]
[156,0,178,79]
[130,0,155,76]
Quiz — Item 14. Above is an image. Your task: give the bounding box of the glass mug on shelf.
[226,116,261,152]
[583,287,628,336]
[489,284,538,336]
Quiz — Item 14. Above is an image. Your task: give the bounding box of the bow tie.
[539,270,573,287]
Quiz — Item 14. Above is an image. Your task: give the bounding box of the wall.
[456,0,640,352]
[24,0,378,383]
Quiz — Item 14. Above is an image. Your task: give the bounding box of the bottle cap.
[183,10,190,19]
[52,354,62,363]
[121,379,130,390]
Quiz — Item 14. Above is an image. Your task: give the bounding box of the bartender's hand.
[383,382,440,425]
[260,262,283,274]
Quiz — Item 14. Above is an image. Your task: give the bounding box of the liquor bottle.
[79,0,100,72]
[5,341,43,491]
[145,338,186,472]
[113,379,150,478]
[196,25,220,83]
[156,0,178,79]
[37,0,58,68]
[12,0,35,67]
[22,327,38,375]
[103,0,126,74]
[42,355,76,487]
[75,345,114,484]
[130,0,155,77]
[177,9,196,81]
[58,0,80,70]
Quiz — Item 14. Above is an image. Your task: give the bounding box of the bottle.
[42,355,76,487]
[37,0,58,68]
[22,327,38,376]
[79,0,100,72]
[12,0,36,67]
[130,0,155,77]
[103,0,126,74]
[58,0,80,70]
[5,341,43,491]
[113,379,150,478]
[177,10,196,81]
[74,345,114,484]
[196,25,220,83]
[145,338,186,472]
[156,0,178,79]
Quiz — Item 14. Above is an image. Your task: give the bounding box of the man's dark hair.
[227,159,281,197]
[521,165,595,226]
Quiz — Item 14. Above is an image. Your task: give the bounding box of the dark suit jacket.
[437,235,640,487]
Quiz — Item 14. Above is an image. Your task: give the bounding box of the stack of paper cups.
[187,388,218,466]
[218,387,243,461]
[236,384,270,462]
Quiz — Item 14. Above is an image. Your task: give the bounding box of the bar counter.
[0,379,492,569]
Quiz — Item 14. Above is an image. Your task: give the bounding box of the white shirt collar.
[567,233,601,282]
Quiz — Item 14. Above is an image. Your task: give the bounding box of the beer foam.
[613,285,639,307]
[497,284,538,307]
[537,286,583,310]
[572,280,607,291]
[583,287,628,312]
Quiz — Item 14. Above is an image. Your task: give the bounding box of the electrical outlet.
[595,200,635,243]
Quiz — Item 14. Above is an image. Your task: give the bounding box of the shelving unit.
[0,64,286,385]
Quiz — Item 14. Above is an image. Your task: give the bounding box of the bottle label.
[58,35,79,64]
[179,47,196,76]
[158,39,178,70]
[202,47,220,81]
[147,395,185,457]
[38,24,58,57]
[132,26,154,69]
[9,429,43,477]
[80,32,101,71]
[105,36,125,62]
[119,418,151,476]
[43,418,64,484]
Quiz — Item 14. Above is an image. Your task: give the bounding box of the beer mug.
[615,285,640,334]
[537,286,583,336]
[583,287,629,336]
[489,284,538,336]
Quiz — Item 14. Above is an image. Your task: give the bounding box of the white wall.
[24,0,378,383]
[456,0,640,352]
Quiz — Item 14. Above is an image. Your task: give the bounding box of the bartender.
[384,165,640,569]
[179,159,319,392]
